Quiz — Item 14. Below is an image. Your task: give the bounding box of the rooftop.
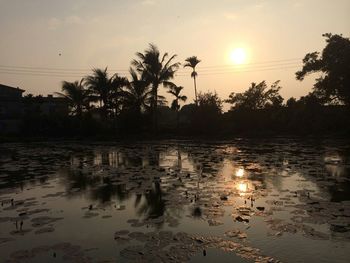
[0,84,25,93]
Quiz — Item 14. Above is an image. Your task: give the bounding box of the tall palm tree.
[184,56,201,106]
[84,68,109,110]
[55,79,89,117]
[132,43,180,131]
[84,68,127,117]
[121,68,153,115]
[167,84,187,129]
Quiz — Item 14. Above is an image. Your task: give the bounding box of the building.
[24,94,69,116]
[0,84,69,134]
[0,84,25,133]
[0,84,25,118]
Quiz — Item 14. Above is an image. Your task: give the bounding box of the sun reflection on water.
[235,168,245,177]
[238,182,248,192]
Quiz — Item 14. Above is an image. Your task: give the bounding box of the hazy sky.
[0,0,349,109]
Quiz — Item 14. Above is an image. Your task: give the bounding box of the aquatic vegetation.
[0,139,349,262]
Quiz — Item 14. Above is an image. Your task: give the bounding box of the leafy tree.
[296,33,350,105]
[167,84,187,129]
[132,44,180,131]
[286,97,297,108]
[184,56,201,105]
[197,91,223,114]
[298,93,323,107]
[55,80,89,117]
[226,81,283,110]
[189,91,223,134]
[84,68,127,117]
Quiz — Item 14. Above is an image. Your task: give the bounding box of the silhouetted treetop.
[184,56,201,78]
[132,44,180,87]
[296,33,350,105]
[167,84,187,112]
[131,43,180,131]
[197,91,223,114]
[184,56,201,105]
[120,68,152,114]
[84,68,128,116]
[55,80,90,116]
[226,81,283,110]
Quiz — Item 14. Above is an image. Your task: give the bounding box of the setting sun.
[230,48,247,64]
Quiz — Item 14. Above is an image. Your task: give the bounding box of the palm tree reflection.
[135,182,166,219]
[190,206,203,219]
[91,182,129,203]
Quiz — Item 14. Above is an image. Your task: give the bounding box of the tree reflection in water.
[135,182,166,219]
[53,140,350,235]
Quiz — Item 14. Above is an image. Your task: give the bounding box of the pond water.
[0,138,350,263]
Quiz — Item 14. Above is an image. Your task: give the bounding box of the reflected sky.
[0,139,350,262]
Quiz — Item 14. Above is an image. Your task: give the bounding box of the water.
[0,138,349,262]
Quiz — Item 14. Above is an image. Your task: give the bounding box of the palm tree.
[132,43,180,131]
[167,84,187,130]
[121,68,153,115]
[184,56,201,106]
[55,79,89,117]
[84,68,127,117]
[109,75,128,117]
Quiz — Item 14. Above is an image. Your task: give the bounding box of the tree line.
[20,33,350,137]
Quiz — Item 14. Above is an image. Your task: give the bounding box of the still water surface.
[0,138,350,262]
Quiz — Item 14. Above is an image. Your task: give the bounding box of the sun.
[230,48,247,65]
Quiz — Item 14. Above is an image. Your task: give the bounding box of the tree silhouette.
[187,91,223,134]
[55,80,89,117]
[286,97,297,108]
[84,68,127,117]
[197,91,223,113]
[121,68,153,115]
[132,44,180,131]
[226,81,283,110]
[167,84,187,129]
[109,75,129,117]
[184,56,201,106]
[296,33,350,106]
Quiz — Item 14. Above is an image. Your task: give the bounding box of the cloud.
[254,3,265,9]
[252,0,266,9]
[64,16,83,25]
[292,1,304,8]
[224,13,238,21]
[48,18,61,30]
[48,15,83,30]
[141,0,156,6]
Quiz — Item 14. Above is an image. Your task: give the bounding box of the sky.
[0,0,349,110]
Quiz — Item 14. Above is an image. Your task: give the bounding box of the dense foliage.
[296,34,350,105]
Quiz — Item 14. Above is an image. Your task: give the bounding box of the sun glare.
[230,48,246,65]
[237,182,248,194]
[235,168,244,177]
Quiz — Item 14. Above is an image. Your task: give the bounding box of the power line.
[0,65,301,78]
[0,61,301,76]
[0,62,303,78]
[175,65,300,77]
[194,62,301,73]
[0,70,85,78]
[0,65,129,73]
[0,57,302,74]
[197,58,301,69]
